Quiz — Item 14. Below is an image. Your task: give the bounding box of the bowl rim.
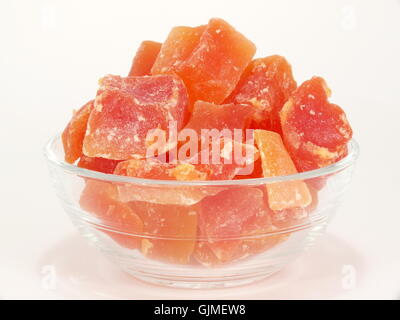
[44,134,359,186]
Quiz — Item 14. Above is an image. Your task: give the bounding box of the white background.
[0,0,399,299]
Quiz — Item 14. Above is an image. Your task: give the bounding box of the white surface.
[0,0,399,300]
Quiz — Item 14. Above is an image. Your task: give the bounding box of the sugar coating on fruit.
[83,74,189,160]
[129,201,198,264]
[62,100,94,163]
[79,179,143,249]
[128,41,162,76]
[280,76,352,171]
[254,130,311,210]
[226,55,297,133]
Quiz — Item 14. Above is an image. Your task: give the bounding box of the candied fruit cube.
[151,26,205,75]
[183,100,254,134]
[176,18,256,104]
[280,77,353,171]
[196,187,283,264]
[77,155,121,174]
[178,100,259,179]
[270,207,308,229]
[83,74,189,160]
[193,228,221,266]
[128,41,162,76]
[254,130,311,211]
[62,100,94,163]
[183,138,259,180]
[79,179,118,214]
[79,180,143,249]
[234,158,263,179]
[114,158,174,180]
[128,201,198,264]
[261,176,319,229]
[152,18,256,104]
[179,102,257,178]
[269,185,318,229]
[113,159,224,205]
[225,55,297,133]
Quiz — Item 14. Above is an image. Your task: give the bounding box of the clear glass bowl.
[44,135,359,289]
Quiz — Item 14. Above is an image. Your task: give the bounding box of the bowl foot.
[123,268,281,289]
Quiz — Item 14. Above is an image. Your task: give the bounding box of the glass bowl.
[44,135,359,289]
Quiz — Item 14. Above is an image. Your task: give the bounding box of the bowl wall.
[45,135,358,288]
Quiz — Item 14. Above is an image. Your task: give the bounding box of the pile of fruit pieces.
[62,18,352,266]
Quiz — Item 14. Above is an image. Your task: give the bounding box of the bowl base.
[123,268,280,289]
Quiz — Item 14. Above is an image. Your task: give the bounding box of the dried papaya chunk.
[280,76,352,171]
[176,18,256,104]
[180,100,257,178]
[62,100,93,163]
[269,192,317,230]
[193,227,221,266]
[270,207,308,229]
[113,159,224,205]
[83,74,189,160]
[151,26,205,75]
[152,18,256,104]
[186,139,259,180]
[226,55,297,133]
[128,201,198,264]
[114,158,174,180]
[234,158,263,179]
[128,41,162,76]
[183,100,254,133]
[77,155,121,174]
[79,179,143,249]
[268,183,318,229]
[196,187,283,264]
[254,130,311,210]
